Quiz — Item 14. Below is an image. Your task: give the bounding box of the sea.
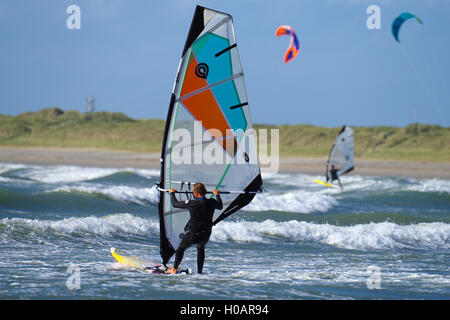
[0,162,449,300]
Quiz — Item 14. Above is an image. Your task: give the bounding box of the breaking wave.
[212,219,450,250]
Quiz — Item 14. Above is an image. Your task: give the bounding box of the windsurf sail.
[325,125,354,181]
[158,5,263,264]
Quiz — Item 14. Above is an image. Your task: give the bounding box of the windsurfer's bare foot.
[166,267,178,274]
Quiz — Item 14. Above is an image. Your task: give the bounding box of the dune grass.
[0,107,164,152]
[257,123,450,162]
[1,107,449,162]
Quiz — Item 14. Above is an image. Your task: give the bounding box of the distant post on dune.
[412,105,420,134]
[86,97,95,113]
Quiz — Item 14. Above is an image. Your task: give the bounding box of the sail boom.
[157,187,262,195]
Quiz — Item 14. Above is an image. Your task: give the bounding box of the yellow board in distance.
[314,179,337,188]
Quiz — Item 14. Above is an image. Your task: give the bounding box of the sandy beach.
[1,147,449,179]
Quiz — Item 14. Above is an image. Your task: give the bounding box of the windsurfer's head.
[193,182,207,198]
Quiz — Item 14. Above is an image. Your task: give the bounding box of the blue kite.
[391,12,423,43]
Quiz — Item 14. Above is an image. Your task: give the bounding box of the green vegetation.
[0,107,164,152]
[255,123,450,162]
[1,107,449,162]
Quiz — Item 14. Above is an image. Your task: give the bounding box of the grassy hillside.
[0,107,165,152]
[256,123,450,162]
[1,107,449,162]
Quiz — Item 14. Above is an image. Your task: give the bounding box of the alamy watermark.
[366,5,381,30]
[66,263,81,290]
[366,265,381,290]
[169,121,279,174]
[268,265,382,291]
[66,5,81,30]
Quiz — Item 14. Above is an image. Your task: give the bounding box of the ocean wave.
[0,176,14,183]
[0,163,28,175]
[0,213,159,238]
[264,173,450,195]
[2,213,448,251]
[0,163,159,184]
[405,178,450,194]
[211,219,450,250]
[52,184,159,205]
[16,166,119,183]
[261,172,312,187]
[130,169,160,179]
[244,191,338,213]
[260,173,394,196]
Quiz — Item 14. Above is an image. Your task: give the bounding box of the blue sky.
[0,0,449,127]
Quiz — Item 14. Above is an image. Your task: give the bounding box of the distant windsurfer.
[327,164,343,190]
[166,183,223,274]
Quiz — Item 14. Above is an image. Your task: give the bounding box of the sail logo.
[195,63,209,79]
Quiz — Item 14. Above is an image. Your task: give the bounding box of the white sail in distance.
[326,125,354,180]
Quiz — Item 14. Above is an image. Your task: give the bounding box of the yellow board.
[111,247,154,269]
[110,248,186,274]
[313,179,337,188]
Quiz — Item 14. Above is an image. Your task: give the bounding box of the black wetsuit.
[327,168,342,189]
[328,168,339,182]
[170,193,223,274]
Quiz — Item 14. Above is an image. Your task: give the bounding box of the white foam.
[110,262,131,270]
[263,172,320,187]
[211,221,266,243]
[0,163,27,174]
[211,219,450,250]
[244,190,338,213]
[18,165,119,183]
[0,176,13,182]
[264,172,450,195]
[405,178,450,194]
[3,164,159,184]
[130,168,160,179]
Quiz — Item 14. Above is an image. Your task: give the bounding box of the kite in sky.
[275,25,300,63]
[391,12,423,43]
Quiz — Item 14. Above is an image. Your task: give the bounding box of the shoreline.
[1,147,449,179]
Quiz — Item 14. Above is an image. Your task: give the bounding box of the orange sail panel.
[180,52,236,156]
[181,89,236,156]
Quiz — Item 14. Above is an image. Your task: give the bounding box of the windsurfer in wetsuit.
[327,164,343,190]
[166,182,222,274]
